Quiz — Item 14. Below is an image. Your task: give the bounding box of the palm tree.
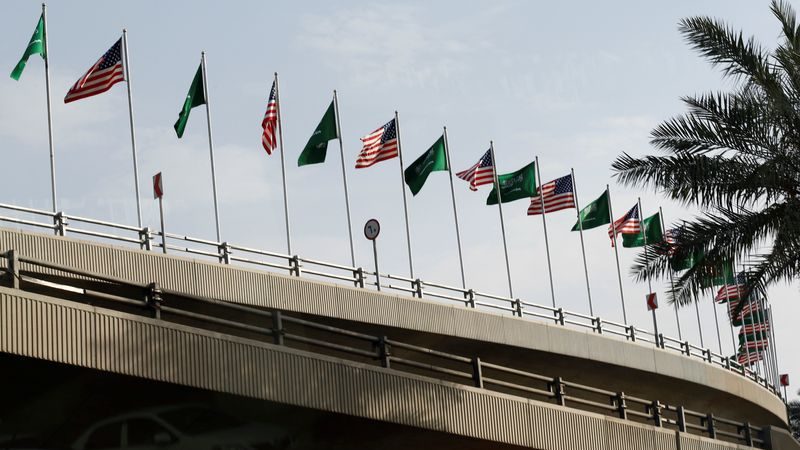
[612,0,800,305]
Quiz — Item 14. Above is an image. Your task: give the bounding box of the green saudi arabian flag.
[404,135,448,195]
[298,101,338,166]
[622,212,663,248]
[486,161,537,205]
[571,189,610,231]
[174,65,206,138]
[10,14,45,81]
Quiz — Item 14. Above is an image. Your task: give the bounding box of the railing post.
[650,400,663,427]
[218,242,231,264]
[615,392,627,420]
[676,406,687,433]
[683,341,691,356]
[741,422,753,446]
[555,308,565,326]
[376,336,391,368]
[513,299,522,317]
[271,309,284,346]
[657,333,664,349]
[552,377,566,406]
[7,250,19,289]
[628,326,636,342]
[53,212,67,236]
[413,279,423,298]
[146,282,163,319]
[353,267,364,288]
[705,348,712,363]
[139,227,152,251]
[706,413,716,439]
[594,317,603,334]
[465,289,475,308]
[471,357,483,388]
[289,255,301,277]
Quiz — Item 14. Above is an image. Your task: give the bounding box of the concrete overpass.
[0,225,797,449]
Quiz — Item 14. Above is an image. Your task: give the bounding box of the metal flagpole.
[724,272,737,356]
[443,127,466,289]
[490,142,513,298]
[273,73,292,255]
[606,186,627,323]
[200,52,222,242]
[122,29,142,228]
[711,291,723,354]
[158,196,166,254]
[659,207,681,340]
[42,3,58,213]
[638,198,658,344]
[694,293,704,348]
[394,111,414,279]
[572,169,593,315]
[767,306,782,394]
[333,90,356,267]
[535,157,556,308]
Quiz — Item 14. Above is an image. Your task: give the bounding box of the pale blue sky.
[1,1,796,399]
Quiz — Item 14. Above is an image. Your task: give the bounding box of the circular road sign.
[364,219,380,240]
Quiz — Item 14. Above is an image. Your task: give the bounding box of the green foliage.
[790,392,800,440]
[612,1,800,305]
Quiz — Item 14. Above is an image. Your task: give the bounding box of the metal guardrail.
[0,250,767,448]
[0,202,781,399]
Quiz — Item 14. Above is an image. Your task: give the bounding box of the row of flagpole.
[9,7,787,389]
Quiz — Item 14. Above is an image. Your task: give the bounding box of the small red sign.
[646,293,658,311]
[153,172,164,199]
[780,374,790,387]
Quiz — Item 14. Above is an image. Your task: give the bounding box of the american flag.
[741,321,770,335]
[64,38,125,103]
[727,298,762,322]
[355,118,398,169]
[261,80,278,155]
[527,174,575,215]
[456,149,494,191]
[740,337,769,351]
[715,284,744,302]
[608,203,640,241]
[737,349,763,365]
[715,273,746,303]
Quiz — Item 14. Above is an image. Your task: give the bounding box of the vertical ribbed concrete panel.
[678,434,753,450]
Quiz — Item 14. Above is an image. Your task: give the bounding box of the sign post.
[364,219,381,291]
[153,172,166,254]
[780,374,790,400]
[646,292,659,347]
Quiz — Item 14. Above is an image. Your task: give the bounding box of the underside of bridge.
[1,352,523,450]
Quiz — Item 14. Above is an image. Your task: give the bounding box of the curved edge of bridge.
[0,227,787,426]
[0,287,772,450]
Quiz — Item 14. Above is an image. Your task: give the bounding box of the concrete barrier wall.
[0,227,786,426]
[0,287,762,450]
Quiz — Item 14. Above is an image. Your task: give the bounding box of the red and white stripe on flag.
[355,119,399,169]
[646,292,658,311]
[738,350,763,366]
[527,174,576,215]
[64,38,125,103]
[261,80,278,155]
[455,149,494,191]
[714,284,744,303]
[153,172,164,199]
[780,374,790,386]
[608,204,640,244]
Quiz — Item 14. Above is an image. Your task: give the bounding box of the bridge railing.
[0,202,778,398]
[0,251,768,448]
